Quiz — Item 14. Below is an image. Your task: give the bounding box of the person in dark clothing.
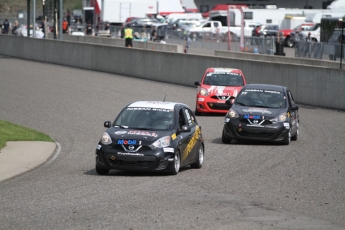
[85,23,93,35]
[12,20,19,35]
[150,26,157,41]
[3,19,10,34]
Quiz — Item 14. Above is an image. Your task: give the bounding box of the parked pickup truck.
[183,20,254,41]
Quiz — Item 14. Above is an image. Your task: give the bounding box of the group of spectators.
[0,19,19,35]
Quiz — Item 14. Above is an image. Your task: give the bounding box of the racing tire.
[169,152,181,175]
[282,128,291,145]
[191,145,204,169]
[96,165,109,175]
[222,129,232,144]
[291,122,299,141]
[194,106,202,116]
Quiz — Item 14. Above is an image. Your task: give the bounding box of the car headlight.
[101,132,112,145]
[199,88,209,96]
[227,108,239,118]
[152,136,171,148]
[270,112,287,123]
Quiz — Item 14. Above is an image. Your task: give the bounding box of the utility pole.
[27,0,31,37]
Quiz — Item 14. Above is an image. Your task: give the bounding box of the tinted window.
[203,72,244,86]
[184,108,196,127]
[236,88,287,108]
[115,107,174,130]
[244,12,253,20]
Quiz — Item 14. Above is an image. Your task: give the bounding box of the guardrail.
[0,35,344,110]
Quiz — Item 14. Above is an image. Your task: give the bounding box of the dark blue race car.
[222,84,300,145]
[95,101,204,175]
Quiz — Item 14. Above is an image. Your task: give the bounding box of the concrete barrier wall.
[47,34,183,53]
[215,50,341,69]
[1,35,344,110]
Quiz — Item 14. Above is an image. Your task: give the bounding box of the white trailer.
[96,0,158,25]
[241,8,323,29]
[305,11,345,23]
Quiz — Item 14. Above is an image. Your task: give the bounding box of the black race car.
[95,101,204,175]
[222,84,299,145]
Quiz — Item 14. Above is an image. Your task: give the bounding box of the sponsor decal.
[182,126,200,161]
[171,133,177,140]
[198,98,204,102]
[244,114,261,119]
[163,148,174,153]
[242,108,272,114]
[283,123,289,129]
[117,139,137,145]
[114,131,127,135]
[117,152,144,156]
[128,130,158,137]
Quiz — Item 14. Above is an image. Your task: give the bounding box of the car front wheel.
[222,129,232,144]
[291,122,299,141]
[282,128,291,145]
[169,152,181,175]
[191,145,204,169]
[194,106,202,116]
[96,165,109,175]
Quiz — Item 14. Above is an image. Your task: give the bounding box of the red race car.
[194,68,247,115]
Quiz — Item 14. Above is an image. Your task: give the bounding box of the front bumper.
[95,145,176,172]
[196,96,231,113]
[223,118,289,142]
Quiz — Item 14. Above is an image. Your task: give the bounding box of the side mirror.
[179,125,191,133]
[104,121,112,128]
[291,104,299,111]
[194,81,200,87]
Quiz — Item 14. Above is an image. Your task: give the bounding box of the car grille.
[207,102,230,110]
[107,156,156,168]
[112,144,152,152]
[240,119,273,125]
[210,95,231,100]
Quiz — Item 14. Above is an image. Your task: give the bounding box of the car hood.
[107,127,172,145]
[203,85,242,96]
[234,105,286,119]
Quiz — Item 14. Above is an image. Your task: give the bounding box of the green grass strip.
[0,120,54,149]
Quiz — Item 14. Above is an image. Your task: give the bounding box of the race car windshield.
[114,108,174,131]
[203,73,244,86]
[236,89,287,108]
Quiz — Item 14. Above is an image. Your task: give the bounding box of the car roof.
[244,84,286,91]
[127,101,186,110]
[206,67,240,72]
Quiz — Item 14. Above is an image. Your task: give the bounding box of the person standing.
[124,26,133,47]
[184,36,192,53]
[150,25,157,41]
[85,23,93,36]
[12,20,19,35]
[62,18,68,34]
[40,18,45,38]
[3,19,10,34]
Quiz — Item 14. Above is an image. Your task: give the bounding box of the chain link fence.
[295,41,345,61]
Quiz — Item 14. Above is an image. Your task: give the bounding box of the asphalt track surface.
[0,55,344,230]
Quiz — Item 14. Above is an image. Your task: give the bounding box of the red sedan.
[194,68,247,115]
